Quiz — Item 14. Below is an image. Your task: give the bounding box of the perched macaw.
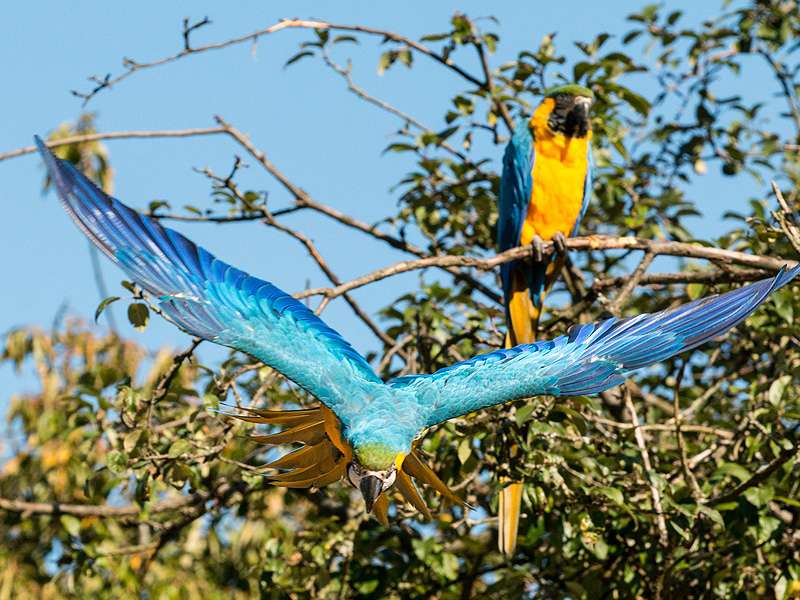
[36,136,798,527]
[496,84,594,554]
[498,83,594,346]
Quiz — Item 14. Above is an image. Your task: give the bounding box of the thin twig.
[0,489,210,518]
[472,33,514,133]
[771,181,800,256]
[624,385,669,548]
[608,251,656,315]
[0,127,226,162]
[707,442,799,506]
[74,19,484,104]
[320,46,467,160]
[672,363,703,500]
[213,115,501,304]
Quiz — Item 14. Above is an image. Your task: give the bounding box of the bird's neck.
[354,443,400,471]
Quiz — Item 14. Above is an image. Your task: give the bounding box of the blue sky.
[0,1,774,414]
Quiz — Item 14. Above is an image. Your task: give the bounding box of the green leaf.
[714,462,750,482]
[697,505,725,528]
[60,515,81,537]
[687,283,705,300]
[515,403,536,426]
[457,439,471,464]
[773,289,794,324]
[284,50,314,68]
[94,296,120,322]
[743,485,774,508]
[769,375,791,406]
[168,439,193,459]
[597,486,624,505]
[106,450,128,474]
[127,303,150,331]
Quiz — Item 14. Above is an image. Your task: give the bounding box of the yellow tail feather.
[498,481,523,555]
[263,440,334,471]
[403,451,465,507]
[395,470,433,519]
[250,420,327,446]
[271,461,346,488]
[372,495,390,525]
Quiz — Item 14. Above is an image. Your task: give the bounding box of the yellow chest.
[519,100,591,245]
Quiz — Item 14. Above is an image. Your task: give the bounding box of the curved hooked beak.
[359,475,384,513]
[571,99,589,120]
[566,97,591,137]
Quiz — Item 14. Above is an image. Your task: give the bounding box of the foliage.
[3,1,800,598]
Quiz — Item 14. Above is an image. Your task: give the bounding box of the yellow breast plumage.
[519,98,592,245]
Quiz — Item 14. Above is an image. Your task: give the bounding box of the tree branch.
[74,19,484,104]
[0,488,211,518]
[212,115,502,304]
[0,127,226,162]
[294,236,795,301]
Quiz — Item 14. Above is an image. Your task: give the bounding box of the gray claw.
[531,235,544,262]
[552,231,568,256]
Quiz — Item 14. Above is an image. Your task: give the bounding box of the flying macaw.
[36,136,798,528]
[496,84,594,554]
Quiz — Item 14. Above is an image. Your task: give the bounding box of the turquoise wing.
[571,143,593,236]
[497,121,534,302]
[35,136,382,416]
[390,267,799,426]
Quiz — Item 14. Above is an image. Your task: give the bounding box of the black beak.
[566,101,590,137]
[571,101,588,121]
[359,475,384,512]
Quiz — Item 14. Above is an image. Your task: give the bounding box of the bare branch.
[0,488,213,518]
[320,46,468,161]
[671,363,703,500]
[294,236,795,301]
[608,251,656,315]
[74,19,484,104]
[0,127,226,163]
[771,180,800,256]
[212,115,502,304]
[472,32,514,133]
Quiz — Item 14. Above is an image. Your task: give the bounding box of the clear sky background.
[0,1,775,419]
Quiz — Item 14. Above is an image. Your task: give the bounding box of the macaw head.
[540,83,594,138]
[346,443,404,512]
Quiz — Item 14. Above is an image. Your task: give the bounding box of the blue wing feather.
[35,136,382,416]
[390,267,799,426]
[498,121,533,303]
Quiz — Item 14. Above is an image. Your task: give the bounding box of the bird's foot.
[552,231,569,256]
[531,235,544,262]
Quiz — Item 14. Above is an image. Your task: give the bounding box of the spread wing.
[497,121,533,300]
[35,136,382,415]
[571,144,593,237]
[390,267,799,426]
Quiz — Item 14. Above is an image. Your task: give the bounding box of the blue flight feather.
[390,265,800,427]
[34,136,384,421]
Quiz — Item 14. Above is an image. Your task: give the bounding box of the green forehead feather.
[354,443,396,471]
[545,84,595,100]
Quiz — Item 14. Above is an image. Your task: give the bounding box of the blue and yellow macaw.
[36,136,798,527]
[496,84,594,554]
[499,83,594,346]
